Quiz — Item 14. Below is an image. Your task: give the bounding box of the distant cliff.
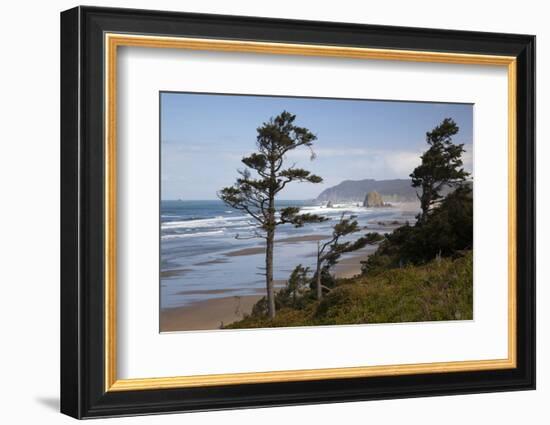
[315,179,417,203]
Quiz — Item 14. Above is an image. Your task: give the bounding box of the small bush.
[362,185,473,274]
[226,251,473,329]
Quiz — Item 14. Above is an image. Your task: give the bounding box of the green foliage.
[251,265,315,317]
[218,111,327,319]
[226,252,473,329]
[218,110,326,233]
[362,232,385,244]
[277,265,315,309]
[309,268,337,292]
[311,214,383,299]
[410,118,469,220]
[316,252,473,324]
[360,118,473,275]
[220,114,473,325]
[317,214,363,270]
[361,184,472,273]
[279,207,328,228]
[406,185,473,259]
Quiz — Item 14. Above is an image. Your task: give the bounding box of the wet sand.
[160,248,373,331]
[194,258,229,266]
[223,234,329,257]
[160,204,419,331]
[160,268,192,278]
[277,234,330,244]
[223,247,265,257]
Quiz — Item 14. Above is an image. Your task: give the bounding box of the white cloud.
[387,151,423,176]
[161,139,475,199]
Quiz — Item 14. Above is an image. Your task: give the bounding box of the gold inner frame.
[104,33,517,392]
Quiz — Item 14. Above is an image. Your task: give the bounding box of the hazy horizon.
[161,92,473,201]
[160,178,416,201]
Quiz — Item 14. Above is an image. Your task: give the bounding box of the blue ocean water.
[160,200,416,308]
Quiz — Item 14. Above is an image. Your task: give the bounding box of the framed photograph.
[60,6,535,419]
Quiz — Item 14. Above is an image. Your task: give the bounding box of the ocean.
[160,200,417,309]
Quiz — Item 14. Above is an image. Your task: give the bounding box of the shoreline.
[223,234,329,258]
[160,206,417,331]
[160,247,374,332]
[333,247,377,279]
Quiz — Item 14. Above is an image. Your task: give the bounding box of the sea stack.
[326,200,333,208]
[363,191,384,207]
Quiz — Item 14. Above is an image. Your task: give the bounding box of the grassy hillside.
[226,251,472,329]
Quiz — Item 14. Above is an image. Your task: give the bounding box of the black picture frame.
[61,5,535,419]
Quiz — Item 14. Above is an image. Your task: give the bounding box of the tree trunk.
[265,227,276,319]
[316,242,323,300]
[420,183,432,222]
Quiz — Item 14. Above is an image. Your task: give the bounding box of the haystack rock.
[326,200,333,208]
[363,191,384,207]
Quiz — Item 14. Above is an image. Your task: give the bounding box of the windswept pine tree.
[313,214,383,300]
[410,118,469,221]
[225,116,474,331]
[219,111,327,319]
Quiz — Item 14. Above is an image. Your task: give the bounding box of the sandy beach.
[160,201,418,332]
[160,242,374,332]
[333,248,377,279]
[223,234,329,257]
[160,294,263,332]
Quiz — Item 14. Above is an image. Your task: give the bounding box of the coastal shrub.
[316,252,472,324]
[225,252,473,329]
[227,306,314,329]
[250,265,315,317]
[276,264,315,310]
[361,184,473,274]
[309,268,336,292]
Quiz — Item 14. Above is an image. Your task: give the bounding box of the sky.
[160,92,473,200]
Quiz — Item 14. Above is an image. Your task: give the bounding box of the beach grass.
[225,251,473,329]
